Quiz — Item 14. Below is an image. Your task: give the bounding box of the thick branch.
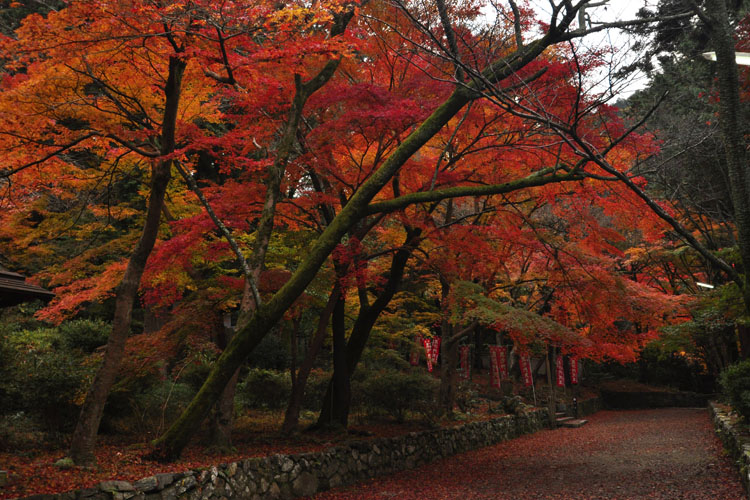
[365,168,582,215]
[508,0,524,48]
[435,0,463,80]
[447,319,479,344]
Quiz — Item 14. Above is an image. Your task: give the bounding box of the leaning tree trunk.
[209,314,241,451]
[68,56,185,466]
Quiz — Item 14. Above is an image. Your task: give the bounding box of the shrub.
[721,359,750,419]
[359,348,411,372]
[12,347,94,432]
[0,413,47,450]
[246,331,289,370]
[237,368,291,410]
[0,337,16,410]
[358,370,438,422]
[128,381,196,436]
[301,370,331,412]
[455,380,481,413]
[59,319,110,353]
[0,318,111,439]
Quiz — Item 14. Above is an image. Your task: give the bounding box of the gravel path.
[309,408,745,499]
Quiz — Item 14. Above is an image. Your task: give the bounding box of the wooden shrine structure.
[0,266,54,307]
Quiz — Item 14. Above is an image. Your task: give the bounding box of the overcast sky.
[530,0,657,97]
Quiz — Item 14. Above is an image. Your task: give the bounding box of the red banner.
[556,355,566,387]
[497,346,508,379]
[488,346,501,388]
[422,337,433,372]
[459,345,471,379]
[409,337,421,366]
[421,337,441,372]
[519,356,533,386]
[430,337,441,367]
[570,357,579,384]
[489,346,508,380]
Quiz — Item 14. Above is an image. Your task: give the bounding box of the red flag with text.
[519,356,533,387]
[422,337,433,372]
[570,357,579,384]
[422,337,441,372]
[488,346,506,388]
[556,355,566,387]
[497,346,508,379]
[430,337,441,367]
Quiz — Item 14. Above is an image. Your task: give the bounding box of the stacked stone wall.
[709,401,750,499]
[19,409,551,500]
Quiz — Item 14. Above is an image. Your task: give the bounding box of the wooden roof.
[0,267,55,307]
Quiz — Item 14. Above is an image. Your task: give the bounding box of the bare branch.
[0,133,99,179]
[434,0,463,80]
[174,160,263,308]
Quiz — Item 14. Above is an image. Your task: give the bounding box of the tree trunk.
[546,346,556,427]
[68,56,185,466]
[210,315,240,451]
[738,323,750,359]
[317,291,350,429]
[282,288,338,433]
[315,230,418,429]
[474,327,483,370]
[438,330,460,414]
[210,368,239,450]
[438,279,457,414]
[704,0,750,311]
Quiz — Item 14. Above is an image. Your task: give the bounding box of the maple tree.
[0,0,201,465]
[154,0,692,438]
[0,0,358,464]
[0,0,703,463]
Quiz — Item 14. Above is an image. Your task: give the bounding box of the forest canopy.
[0,0,746,469]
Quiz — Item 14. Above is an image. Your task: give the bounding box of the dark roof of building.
[0,266,55,307]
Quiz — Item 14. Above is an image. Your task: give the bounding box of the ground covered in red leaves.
[0,438,316,499]
[0,416,457,499]
[309,408,744,500]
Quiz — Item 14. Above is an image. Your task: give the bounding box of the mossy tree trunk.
[69,56,186,466]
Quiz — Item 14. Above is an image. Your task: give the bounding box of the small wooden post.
[545,346,556,427]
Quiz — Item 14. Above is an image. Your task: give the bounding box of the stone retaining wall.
[709,401,750,499]
[575,396,602,418]
[22,409,549,500]
[601,390,712,409]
